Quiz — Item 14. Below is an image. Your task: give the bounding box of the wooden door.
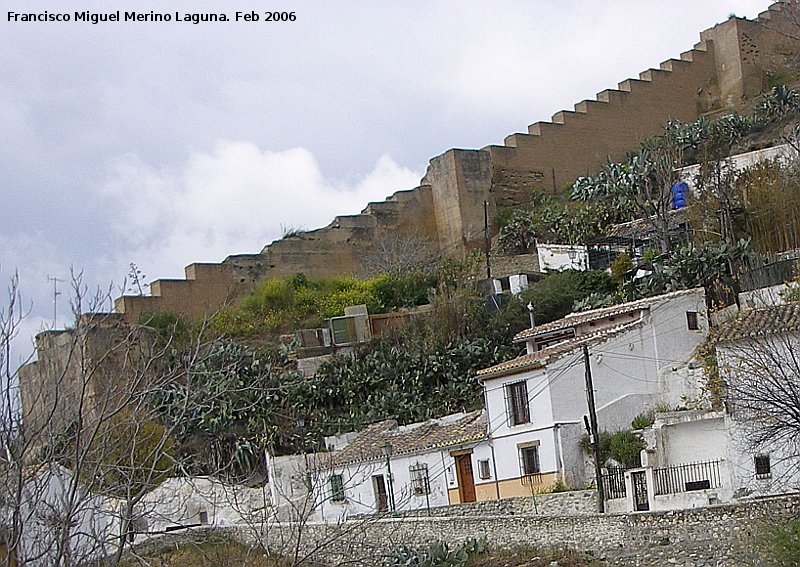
[455,455,476,503]
[372,474,389,512]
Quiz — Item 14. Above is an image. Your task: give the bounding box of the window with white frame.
[329,474,345,502]
[505,380,530,426]
[477,459,491,480]
[755,454,771,479]
[409,463,430,495]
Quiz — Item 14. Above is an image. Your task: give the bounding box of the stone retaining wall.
[393,490,598,518]
[239,494,800,566]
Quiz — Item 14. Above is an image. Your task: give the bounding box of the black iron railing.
[601,467,627,500]
[653,460,721,495]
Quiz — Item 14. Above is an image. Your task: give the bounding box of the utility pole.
[47,275,63,329]
[583,343,605,512]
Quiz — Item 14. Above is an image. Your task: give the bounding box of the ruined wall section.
[114,184,437,323]
[259,184,437,278]
[18,314,150,445]
[423,150,493,254]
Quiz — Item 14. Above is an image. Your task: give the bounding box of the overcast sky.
[1,0,769,363]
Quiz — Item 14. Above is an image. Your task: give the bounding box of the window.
[686,311,699,330]
[409,463,430,495]
[519,444,540,477]
[329,474,345,502]
[755,454,771,479]
[505,380,530,426]
[478,459,491,480]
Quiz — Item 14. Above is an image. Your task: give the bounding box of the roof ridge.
[480,319,644,379]
[514,287,702,342]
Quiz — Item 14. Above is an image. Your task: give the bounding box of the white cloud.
[99,141,422,280]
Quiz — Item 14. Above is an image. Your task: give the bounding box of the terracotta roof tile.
[328,410,485,467]
[514,288,701,343]
[715,302,800,342]
[479,320,643,380]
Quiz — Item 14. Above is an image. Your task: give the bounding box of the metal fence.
[601,467,627,500]
[740,257,798,292]
[653,460,721,496]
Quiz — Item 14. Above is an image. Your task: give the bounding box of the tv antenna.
[46,275,64,328]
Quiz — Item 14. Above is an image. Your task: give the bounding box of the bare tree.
[0,272,217,566]
[357,231,441,277]
[717,307,800,488]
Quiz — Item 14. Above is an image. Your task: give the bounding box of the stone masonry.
[114,2,800,324]
[237,493,800,566]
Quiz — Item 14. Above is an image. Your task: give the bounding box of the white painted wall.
[7,466,119,567]
[137,476,271,532]
[537,244,589,272]
[678,143,795,186]
[483,290,709,492]
[315,449,457,522]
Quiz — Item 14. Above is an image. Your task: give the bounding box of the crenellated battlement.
[113,2,800,324]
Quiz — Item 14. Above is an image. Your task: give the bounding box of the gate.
[631,470,649,511]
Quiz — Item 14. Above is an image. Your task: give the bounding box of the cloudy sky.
[1,0,769,362]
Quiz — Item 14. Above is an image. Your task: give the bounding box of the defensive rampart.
[113,3,800,323]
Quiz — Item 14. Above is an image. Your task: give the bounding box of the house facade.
[476,288,709,496]
[605,301,800,513]
[311,411,490,521]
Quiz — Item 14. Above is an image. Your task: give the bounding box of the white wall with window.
[486,369,554,439]
[314,449,478,521]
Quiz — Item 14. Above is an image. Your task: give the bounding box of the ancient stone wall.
[111,3,800,324]
[18,314,156,442]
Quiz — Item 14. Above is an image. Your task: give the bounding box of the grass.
[467,546,606,567]
[109,533,283,567]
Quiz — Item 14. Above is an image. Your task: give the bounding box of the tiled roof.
[514,288,702,343]
[715,302,800,342]
[478,320,643,380]
[327,410,486,468]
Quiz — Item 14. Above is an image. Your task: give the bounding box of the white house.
[715,302,800,499]
[312,411,489,522]
[605,409,732,513]
[603,301,800,513]
[476,288,709,497]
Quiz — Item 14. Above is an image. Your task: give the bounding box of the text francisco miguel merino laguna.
[7,11,235,24]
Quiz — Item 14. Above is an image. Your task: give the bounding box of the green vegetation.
[519,269,617,325]
[110,532,284,567]
[630,412,655,430]
[581,429,645,469]
[760,516,800,566]
[210,271,437,338]
[386,538,488,567]
[623,239,752,300]
[152,261,526,471]
[497,194,625,254]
